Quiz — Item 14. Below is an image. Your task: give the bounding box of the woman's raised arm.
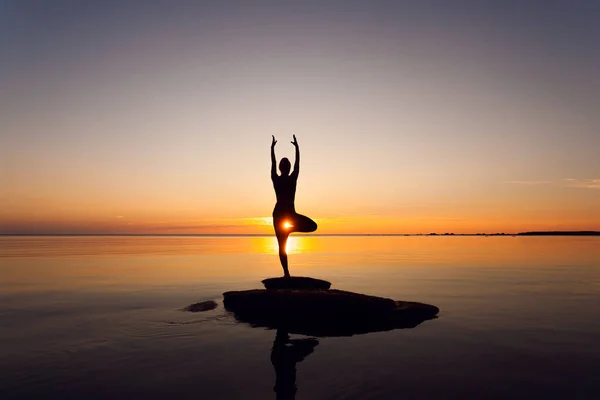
[271,135,278,180]
[291,134,299,177]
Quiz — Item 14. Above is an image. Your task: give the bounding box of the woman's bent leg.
[291,213,317,233]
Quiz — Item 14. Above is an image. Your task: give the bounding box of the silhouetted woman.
[271,135,317,277]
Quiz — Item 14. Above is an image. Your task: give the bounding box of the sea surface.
[1,235,599,399]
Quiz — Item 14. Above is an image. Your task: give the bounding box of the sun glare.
[283,221,293,229]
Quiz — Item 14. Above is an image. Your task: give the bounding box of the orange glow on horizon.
[2,213,600,235]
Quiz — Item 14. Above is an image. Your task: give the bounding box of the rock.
[223,289,438,337]
[181,300,218,312]
[262,276,332,290]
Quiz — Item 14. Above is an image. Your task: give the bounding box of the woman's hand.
[291,134,298,148]
[271,135,277,148]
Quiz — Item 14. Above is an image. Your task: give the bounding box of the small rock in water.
[181,300,218,312]
[262,276,331,290]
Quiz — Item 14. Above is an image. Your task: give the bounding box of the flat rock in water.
[181,300,218,312]
[223,289,438,337]
[262,276,331,290]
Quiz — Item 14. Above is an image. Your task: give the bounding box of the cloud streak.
[507,179,600,189]
[506,180,553,185]
[564,178,600,189]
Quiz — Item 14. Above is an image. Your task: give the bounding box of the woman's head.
[279,158,291,175]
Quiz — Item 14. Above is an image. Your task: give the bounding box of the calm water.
[1,236,599,399]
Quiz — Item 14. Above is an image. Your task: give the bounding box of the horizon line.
[1,231,600,237]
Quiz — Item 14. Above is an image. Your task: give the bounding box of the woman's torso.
[272,175,297,215]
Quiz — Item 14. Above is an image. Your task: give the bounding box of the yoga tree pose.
[271,135,317,277]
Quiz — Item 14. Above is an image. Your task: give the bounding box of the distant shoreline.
[516,231,600,236]
[1,231,599,237]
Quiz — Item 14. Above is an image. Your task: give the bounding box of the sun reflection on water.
[262,235,301,254]
[286,236,298,254]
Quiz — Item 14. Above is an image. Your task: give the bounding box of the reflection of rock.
[271,329,318,400]
[223,289,439,337]
[262,276,331,290]
[181,300,218,312]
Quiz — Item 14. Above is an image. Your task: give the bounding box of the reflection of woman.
[271,135,318,277]
[271,329,319,400]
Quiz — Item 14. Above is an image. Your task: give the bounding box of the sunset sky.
[2,1,599,234]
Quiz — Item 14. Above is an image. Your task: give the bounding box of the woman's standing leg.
[276,231,290,277]
[274,214,291,277]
